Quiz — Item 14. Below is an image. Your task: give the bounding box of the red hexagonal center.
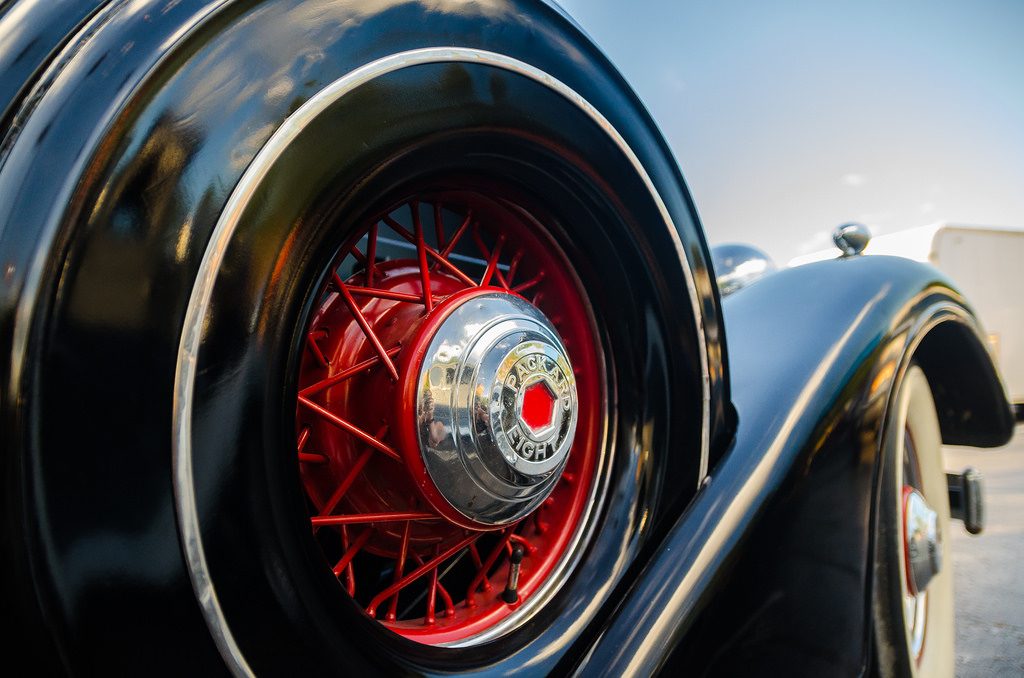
[521,380,557,432]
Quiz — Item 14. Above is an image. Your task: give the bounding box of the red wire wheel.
[294,189,605,644]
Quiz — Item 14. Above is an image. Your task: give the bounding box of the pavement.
[946,426,1024,677]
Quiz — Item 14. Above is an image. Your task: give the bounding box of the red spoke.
[430,210,472,272]
[475,230,506,288]
[307,329,330,367]
[297,426,328,464]
[428,241,478,286]
[412,202,434,312]
[486,238,506,287]
[467,542,488,590]
[298,396,400,460]
[513,271,545,293]
[347,285,434,304]
[317,449,373,521]
[426,558,438,625]
[365,223,377,287]
[333,527,372,576]
[470,227,487,259]
[439,211,472,259]
[531,291,544,307]
[412,550,455,623]
[366,533,480,617]
[340,525,357,595]
[386,521,412,621]
[435,573,455,617]
[506,251,523,288]
[382,216,477,287]
[468,543,483,566]
[349,245,368,266]
[481,237,512,289]
[434,202,446,252]
[332,272,399,381]
[466,528,513,605]
[311,512,440,527]
[299,347,402,398]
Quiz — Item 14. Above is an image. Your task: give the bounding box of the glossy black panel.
[578,255,1013,676]
[0,0,107,129]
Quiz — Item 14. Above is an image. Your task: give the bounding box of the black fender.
[0,0,106,127]
[577,255,1013,675]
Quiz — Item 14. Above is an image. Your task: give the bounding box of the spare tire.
[0,1,727,673]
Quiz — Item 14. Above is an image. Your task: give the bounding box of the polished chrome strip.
[173,47,711,676]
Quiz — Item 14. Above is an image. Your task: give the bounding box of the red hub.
[295,192,602,643]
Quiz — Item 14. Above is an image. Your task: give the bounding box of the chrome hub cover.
[416,293,578,525]
[903,487,943,595]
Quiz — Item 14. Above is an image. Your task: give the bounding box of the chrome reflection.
[833,222,872,257]
[903,487,943,595]
[711,243,776,296]
[416,293,577,525]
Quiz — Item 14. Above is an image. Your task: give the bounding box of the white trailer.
[790,223,1024,404]
[930,226,1024,405]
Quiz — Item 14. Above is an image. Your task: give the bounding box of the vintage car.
[0,1,1015,675]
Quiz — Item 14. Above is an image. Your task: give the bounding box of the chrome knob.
[832,222,871,257]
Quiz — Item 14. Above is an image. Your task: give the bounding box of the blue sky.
[558,0,1024,264]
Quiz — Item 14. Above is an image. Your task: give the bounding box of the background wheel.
[874,365,955,677]
[1,1,725,673]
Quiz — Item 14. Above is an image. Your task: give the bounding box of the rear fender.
[578,254,1014,675]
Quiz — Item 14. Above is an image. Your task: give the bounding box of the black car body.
[0,1,1014,675]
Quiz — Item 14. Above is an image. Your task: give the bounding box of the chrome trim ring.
[173,47,710,675]
[415,293,577,525]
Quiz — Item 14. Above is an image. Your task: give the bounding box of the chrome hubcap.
[415,293,578,525]
[903,487,943,596]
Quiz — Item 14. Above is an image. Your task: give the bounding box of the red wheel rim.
[294,190,604,644]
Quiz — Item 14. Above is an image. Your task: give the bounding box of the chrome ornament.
[415,293,578,525]
[832,222,871,257]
